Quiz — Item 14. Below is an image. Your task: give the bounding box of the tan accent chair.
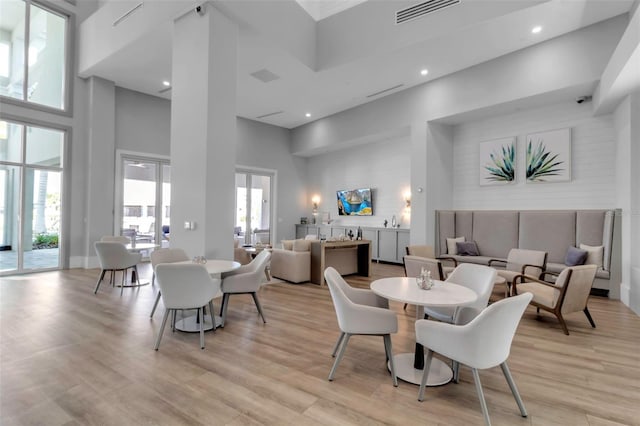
[405,245,435,258]
[488,248,547,297]
[512,264,597,335]
[233,240,252,265]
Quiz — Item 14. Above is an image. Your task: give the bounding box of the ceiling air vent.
[366,84,404,98]
[396,0,460,25]
[250,69,280,83]
[256,111,283,119]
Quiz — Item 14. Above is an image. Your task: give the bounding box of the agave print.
[526,138,565,181]
[484,143,515,182]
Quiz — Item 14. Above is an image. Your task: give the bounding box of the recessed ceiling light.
[162,80,171,86]
[420,69,429,76]
[531,26,542,34]
[305,113,311,118]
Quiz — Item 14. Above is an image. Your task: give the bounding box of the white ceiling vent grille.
[396,0,460,25]
[256,110,283,119]
[250,69,280,83]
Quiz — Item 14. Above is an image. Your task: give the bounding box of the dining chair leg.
[208,301,216,331]
[154,309,170,350]
[150,292,162,318]
[94,270,106,294]
[418,349,433,401]
[220,294,230,328]
[171,309,176,332]
[331,332,345,357]
[328,333,350,381]
[583,307,596,328]
[133,265,141,285]
[471,368,491,426]
[199,307,205,349]
[383,334,398,387]
[120,270,125,296]
[500,362,528,418]
[251,292,267,324]
[109,270,114,286]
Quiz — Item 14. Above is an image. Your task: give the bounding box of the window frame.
[0,0,74,117]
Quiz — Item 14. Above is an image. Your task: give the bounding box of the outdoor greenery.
[526,139,564,181]
[484,143,515,182]
[33,233,59,249]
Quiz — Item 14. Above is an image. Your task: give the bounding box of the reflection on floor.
[0,247,59,271]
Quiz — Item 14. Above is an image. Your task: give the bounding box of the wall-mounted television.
[336,188,372,216]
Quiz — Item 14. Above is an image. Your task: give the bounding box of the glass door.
[235,170,273,246]
[0,119,65,274]
[117,155,170,250]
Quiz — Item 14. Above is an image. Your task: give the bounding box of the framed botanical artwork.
[525,128,571,183]
[479,137,516,186]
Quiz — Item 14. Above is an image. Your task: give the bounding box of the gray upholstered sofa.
[435,209,621,296]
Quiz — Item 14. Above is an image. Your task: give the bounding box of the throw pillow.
[565,246,588,266]
[292,239,311,252]
[281,240,294,250]
[579,243,604,268]
[446,236,465,255]
[456,241,480,256]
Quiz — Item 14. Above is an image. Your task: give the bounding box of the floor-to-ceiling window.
[0,119,65,273]
[116,154,170,250]
[0,0,69,112]
[235,169,273,246]
[0,0,71,274]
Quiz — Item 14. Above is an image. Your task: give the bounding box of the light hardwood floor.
[1,263,639,425]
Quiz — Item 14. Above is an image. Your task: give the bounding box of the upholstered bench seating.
[435,209,620,296]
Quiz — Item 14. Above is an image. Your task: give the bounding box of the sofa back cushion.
[519,211,575,264]
[472,210,519,259]
[292,239,311,252]
[282,240,294,250]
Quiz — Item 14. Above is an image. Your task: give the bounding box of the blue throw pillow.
[565,246,588,266]
[456,241,479,256]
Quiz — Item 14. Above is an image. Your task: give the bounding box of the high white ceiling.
[83,0,634,129]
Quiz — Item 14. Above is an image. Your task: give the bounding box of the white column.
[84,76,116,267]
[170,6,237,260]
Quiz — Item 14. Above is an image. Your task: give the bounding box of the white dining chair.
[219,250,271,327]
[94,241,142,295]
[423,263,497,324]
[415,292,533,426]
[149,248,190,318]
[154,263,221,350]
[324,267,398,386]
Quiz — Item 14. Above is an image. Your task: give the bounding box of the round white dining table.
[370,276,477,386]
[171,259,241,333]
[115,243,160,287]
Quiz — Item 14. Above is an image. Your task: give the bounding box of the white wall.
[306,136,411,228]
[115,88,171,154]
[236,117,306,242]
[452,100,617,210]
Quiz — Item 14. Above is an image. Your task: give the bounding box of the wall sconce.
[404,191,411,208]
[312,195,320,213]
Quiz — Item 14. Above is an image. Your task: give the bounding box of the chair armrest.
[436,256,458,266]
[520,263,544,275]
[512,274,559,296]
[540,270,559,280]
[487,258,506,267]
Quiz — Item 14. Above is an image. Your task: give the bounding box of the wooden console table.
[310,240,372,286]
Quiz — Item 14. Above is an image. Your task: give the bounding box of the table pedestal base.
[389,353,453,386]
[174,314,222,333]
